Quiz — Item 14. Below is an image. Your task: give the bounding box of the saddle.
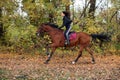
[68,32,77,40]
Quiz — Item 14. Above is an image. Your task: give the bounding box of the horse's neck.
[47,27,63,38]
[49,28,62,34]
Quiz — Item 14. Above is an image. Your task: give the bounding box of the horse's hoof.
[72,61,76,64]
[91,61,95,64]
[44,61,49,64]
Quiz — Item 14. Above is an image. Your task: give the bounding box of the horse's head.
[36,23,46,37]
[36,23,62,37]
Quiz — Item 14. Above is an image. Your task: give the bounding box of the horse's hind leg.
[85,47,95,64]
[72,46,84,64]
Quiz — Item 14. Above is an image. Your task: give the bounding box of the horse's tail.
[90,33,111,42]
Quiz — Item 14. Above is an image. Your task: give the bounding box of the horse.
[36,23,95,64]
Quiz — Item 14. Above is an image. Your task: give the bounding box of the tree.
[0,7,3,38]
[89,0,96,19]
[62,0,71,14]
[46,0,60,23]
[0,0,17,44]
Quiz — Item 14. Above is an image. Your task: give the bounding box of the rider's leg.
[64,31,68,45]
[65,33,70,44]
[65,26,71,44]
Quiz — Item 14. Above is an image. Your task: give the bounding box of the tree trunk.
[65,5,70,12]
[89,0,96,19]
[0,7,4,38]
[49,13,54,23]
[65,5,70,19]
[48,0,58,23]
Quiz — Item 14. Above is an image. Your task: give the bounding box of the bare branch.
[110,10,117,22]
[95,0,102,9]
[79,0,90,19]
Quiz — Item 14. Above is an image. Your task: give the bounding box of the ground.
[0,53,120,80]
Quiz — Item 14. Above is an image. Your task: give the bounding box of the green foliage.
[62,0,71,6]
[83,18,104,34]
[5,24,37,52]
[23,0,48,26]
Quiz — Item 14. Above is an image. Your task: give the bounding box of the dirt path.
[0,53,120,80]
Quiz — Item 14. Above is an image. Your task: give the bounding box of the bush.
[5,24,38,53]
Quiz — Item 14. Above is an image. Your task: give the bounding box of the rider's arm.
[59,16,72,29]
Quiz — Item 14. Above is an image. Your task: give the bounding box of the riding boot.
[66,35,70,45]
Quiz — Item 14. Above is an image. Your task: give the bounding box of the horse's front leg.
[44,47,56,64]
[44,44,57,64]
[46,44,50,55]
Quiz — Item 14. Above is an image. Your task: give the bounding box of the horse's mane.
[44,23,61,30]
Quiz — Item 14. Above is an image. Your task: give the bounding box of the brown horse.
[36,23,95,64]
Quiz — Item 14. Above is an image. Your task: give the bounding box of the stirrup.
[65,40,68,45]
[65,40,70,45]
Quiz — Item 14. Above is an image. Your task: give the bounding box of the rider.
[59,11,72,45]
